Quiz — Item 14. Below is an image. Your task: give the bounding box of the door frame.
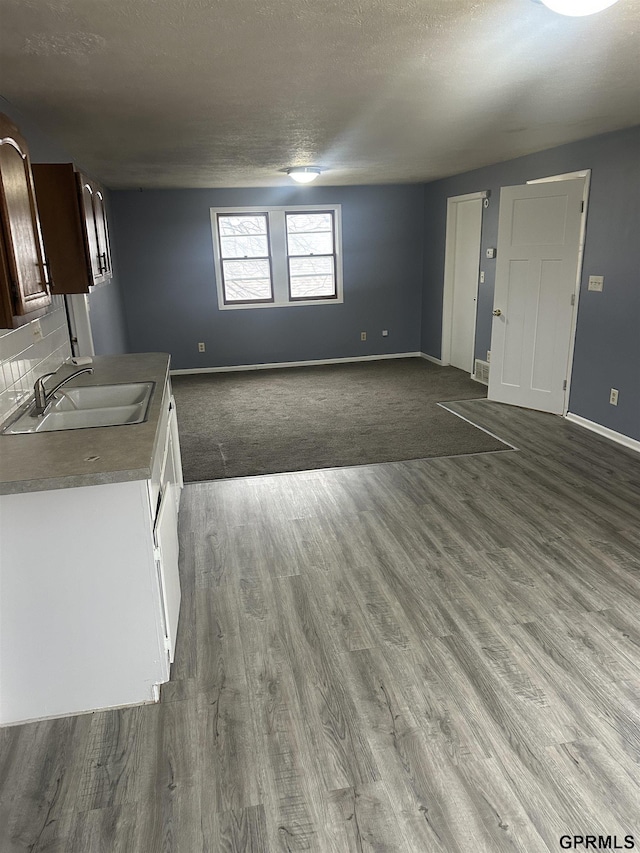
[525,170,591,415]
[441,190,488,372]
[65,293,95,357]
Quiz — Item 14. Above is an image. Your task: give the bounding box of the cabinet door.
[93,189,112,280]
[154,483,181,663]
[77,176,102,283]
[32,162,93,294]
[168,397,184,501]
[0,116,51,323]
[33,165,113,294]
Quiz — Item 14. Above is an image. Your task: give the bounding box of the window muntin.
[217,213,273,304]
[211,205,342,309]
[286,211,337,301]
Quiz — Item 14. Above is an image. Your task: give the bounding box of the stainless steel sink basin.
[2,382,155,434]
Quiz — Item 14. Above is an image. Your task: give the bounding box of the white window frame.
[210,205,343,310]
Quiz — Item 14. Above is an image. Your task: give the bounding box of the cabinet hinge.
[563,380,567,390]
[570,293,575,306]
[153,545,161,562]
[10,278,19,299]
[581,200,584,212]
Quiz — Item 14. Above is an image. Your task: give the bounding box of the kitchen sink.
[2,382,155,434]
[53,382,154,412]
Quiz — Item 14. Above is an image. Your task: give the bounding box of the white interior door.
[443,196,483,373]
[488,179,584,414]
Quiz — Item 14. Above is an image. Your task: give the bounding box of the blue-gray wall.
[111,185,424,369]
[421,125,640,442]
[86,282,129,355]
[0,96,129,355]
[6,86,637,442]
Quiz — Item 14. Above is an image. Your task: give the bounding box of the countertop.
[0,352,171,495]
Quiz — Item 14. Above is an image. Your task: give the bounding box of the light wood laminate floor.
[2,400,640,852]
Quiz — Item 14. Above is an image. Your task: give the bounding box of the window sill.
[217,296,344,311]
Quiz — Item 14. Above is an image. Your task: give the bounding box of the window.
[211,205,342,309]
[216,213,273,304]
[286,211,336,301]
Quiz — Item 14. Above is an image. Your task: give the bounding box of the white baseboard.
[171,352,422,376]
[420,352,444,366]
[565,412,640,455]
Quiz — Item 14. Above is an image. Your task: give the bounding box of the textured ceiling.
[1,0,639,188]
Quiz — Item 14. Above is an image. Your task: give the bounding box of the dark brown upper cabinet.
[0,113,51,329]
[32,163,113,294]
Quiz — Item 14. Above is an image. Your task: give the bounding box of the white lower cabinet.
[0,383,183,726]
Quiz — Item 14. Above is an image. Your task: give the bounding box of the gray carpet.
[171,358,509,482]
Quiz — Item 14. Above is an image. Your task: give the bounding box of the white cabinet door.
[168,396,183,505]
[154,482,181,663]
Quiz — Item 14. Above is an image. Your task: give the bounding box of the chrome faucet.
[32,367,94,416]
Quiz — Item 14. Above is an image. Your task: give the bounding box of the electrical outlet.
[610,388,619,406]
[479,271,485,284]
[588,275,604,292]
[198,342,206,352]
[382,330,388,337]
[360,332,367,342]
[31,319,43,341]
[486,350,491,363]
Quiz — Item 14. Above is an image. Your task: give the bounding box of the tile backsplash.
[0,300,72,424]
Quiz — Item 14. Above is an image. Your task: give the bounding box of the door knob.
[492,309,502,317]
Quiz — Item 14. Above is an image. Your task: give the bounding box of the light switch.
[588,275,604,291]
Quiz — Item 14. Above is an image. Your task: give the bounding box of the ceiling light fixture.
[287,167,322,184]
[538,0,619,15]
